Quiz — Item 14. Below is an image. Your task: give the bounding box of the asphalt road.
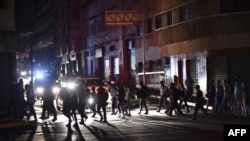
[0,100,249,141]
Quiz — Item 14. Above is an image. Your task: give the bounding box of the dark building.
[15,0,250,104]
[0,0,17,116]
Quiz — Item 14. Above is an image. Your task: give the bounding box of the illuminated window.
[114,57,119,74]
[136,22,143,36]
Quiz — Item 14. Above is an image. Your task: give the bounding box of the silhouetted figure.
[157,81,169,113]
[75,78,89,125]
[123,82,131,116]
[108,81,118,115]
[192,85,208,120]
[233,75,247,118]
[214,80,224,113]
[206,80,216,111]
[219,80,233,113]
[166,83,183,116]
[41,81,57,122]
[138,81,149,114]
[178,83,190,113]
[89,86,97,117]
[25,82,37,121]
[96,82,109,122]
[117,82,125,118]
[185,75,194,99]
[16,78,29,120]
[58,86,73,127]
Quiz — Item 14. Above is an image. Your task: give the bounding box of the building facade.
[0,0,17,116]
[24,0,250,102]
[79,0,136,84]
[150,0,250,96]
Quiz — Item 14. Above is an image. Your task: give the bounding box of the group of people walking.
[155,79,207,120]
[13,74,247,127]
[155,74,248,120]
[11,78,37,121]
[58,77,109,127]
[206,75,248,118]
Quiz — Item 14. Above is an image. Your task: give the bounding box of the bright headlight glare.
[67,82,75,89]
[36,72,44,79]
[36,87,44,94]
[20,71,27,76]
[52,86,60,94]
[62,82,67,87]
[88,97,94,105]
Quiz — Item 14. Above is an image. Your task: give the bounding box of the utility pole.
[30,0,34,86]
[142,22,146,84]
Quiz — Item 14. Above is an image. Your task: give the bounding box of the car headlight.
[36,87,44,94]
[88,97,94,105]
[67,82,75,89]
[52,86,60,94]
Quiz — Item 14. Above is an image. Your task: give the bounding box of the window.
[221,0,250,13]
[155,14,163,29]
[95,48,102,58]
[136,22,143,36]
[128,40,135,49]
[114,57,119,74]
[149,59,162,72]
[84,50,89,57]
[180,6,188,22]
[167,11,172,25]
[137,62,143,73]
[147,19,153,33]
[130,49,136,71]
[105,59,110,79]
[110,45,115,51]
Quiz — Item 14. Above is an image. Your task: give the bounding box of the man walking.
[96,82,109,122]
[138,81,149,114]
[156,81,169,113]
[192,85,208,120]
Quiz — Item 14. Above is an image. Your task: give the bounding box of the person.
[156,81,169,113]
[233,75,247,118]
[192,85,208,120]
[137,81,149,114]
[58,84,74,127]
[25,82,37,121]
[185,75,194,99]
[108,81,118,115]
[219,80,233,113]
[89,86,97,117]
[205,80,216,111]
[75,78,89,125]
[166,82,183,116]
[178,83,190,113]
[41,80,57,122]
[61,76,78,127]
[214,80,224,114]
[123,82,131,116]
[96,82,109,122]
[117,82,125,118]
[16,78,29,120]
